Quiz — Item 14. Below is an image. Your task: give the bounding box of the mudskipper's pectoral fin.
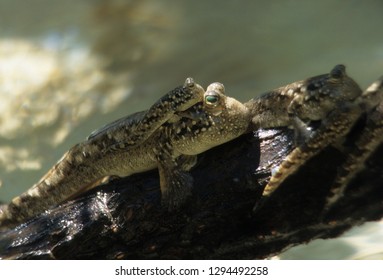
[159,166,193,211]
[158,155,197,211]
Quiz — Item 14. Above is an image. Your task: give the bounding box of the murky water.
[0,0,382,259]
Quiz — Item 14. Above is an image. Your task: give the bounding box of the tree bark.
[0,123,382,259]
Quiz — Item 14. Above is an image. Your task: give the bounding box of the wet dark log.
[0,123,382,259]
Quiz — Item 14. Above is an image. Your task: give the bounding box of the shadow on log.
[0,124,382,259]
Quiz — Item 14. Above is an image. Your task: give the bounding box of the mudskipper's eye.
[184,77,195,88]
[205,94,219,105]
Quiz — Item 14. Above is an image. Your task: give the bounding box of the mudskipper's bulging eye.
[184,77,195,88]
[205,94,219,106]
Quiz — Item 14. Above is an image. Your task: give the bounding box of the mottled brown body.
[0,79,251,229]
[324,78,383,212]
[246,65,383,213]
[245,65,362,130]
[2,65,381,230]
[246,65,362,197]
[0,78,204,228]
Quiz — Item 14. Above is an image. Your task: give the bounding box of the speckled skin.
[245,65,362,129]
[3,65,379,229]
[323,77,383,213]
[0,79,251,229]
[245,65,364,203]
[0,78,203,228]
[246,65,383,213]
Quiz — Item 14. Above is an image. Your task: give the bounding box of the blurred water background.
[0,0,382,259]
